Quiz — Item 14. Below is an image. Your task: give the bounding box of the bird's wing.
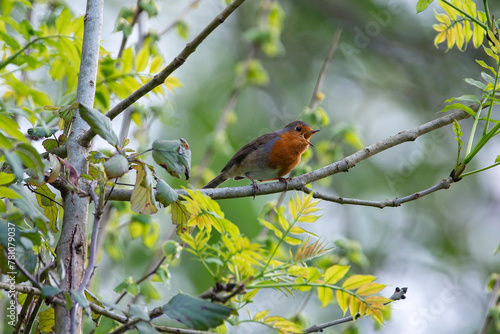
[220,132,278,173]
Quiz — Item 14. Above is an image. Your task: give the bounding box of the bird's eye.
[295,126,302,132]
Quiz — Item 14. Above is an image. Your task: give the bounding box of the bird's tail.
[202,174,228,189]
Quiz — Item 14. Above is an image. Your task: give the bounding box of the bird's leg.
[246,174,259,199]
[278,177,292,192]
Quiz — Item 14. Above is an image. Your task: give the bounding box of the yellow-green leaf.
[277,212,289,230]
[289,196,298,220]
[0,172,15,185]
[336,290,349,315]
[317,286,333,308]
[356,282,386,296]
[289,226,307,235]
[135,46,150,72]
[324,265,350,285]
[0,114,27,142]
[297,214,320,223]
[38,308,55,332]
[472,23,484,48]
[434,31,447,47]
[342,275,375,290]
[367,308,384,324]
[122,47,134,73]
[164,76,182,92]
[283,236,302,245]
[365,296,392,305]
[258,218,282,238]
[150,55,163,73]
[254,310,270,321]
[349,295,361,318]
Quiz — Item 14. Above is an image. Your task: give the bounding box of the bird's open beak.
[304,129,320,146]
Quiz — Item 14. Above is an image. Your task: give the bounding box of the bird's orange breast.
[267,131,310,177]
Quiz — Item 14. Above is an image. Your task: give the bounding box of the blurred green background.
[67,0,500,333]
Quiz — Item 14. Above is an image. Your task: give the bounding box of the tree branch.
[79,0,248,146]
[105,109,470,202]
[114,255,166,304]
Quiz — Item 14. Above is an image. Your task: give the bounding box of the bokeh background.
[66,0,500,333]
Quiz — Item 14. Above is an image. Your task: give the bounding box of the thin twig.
[309,27,342,110]
[159,0,201,36]
[478,274,500,334]
[13,293,34,334]
[78,181,102,293]
[301,176,454,208]
[117,0,143,58]
[24,296,43,334]
[114,255,166,304]
[80,0,248,146]
[26,184,64,208]
[108,306,164,334]
[3,249,40,289]
[303,287,408,333]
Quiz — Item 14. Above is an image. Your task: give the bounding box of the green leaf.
[2,150,24,180]
[416,0,434,13]
[71,289,90,315]
[0,186,21,199]
[27,127,57,138]
[10,183,48,224]
[176,20,189,39]
[464,78,487,90]
[152,138,191,180]
[41,285,61,298]
[163,294,234,330]
[104,154,129,178]
[129,304,150,321]
[156,179,178,207]
[0,114,26,142]
[16,143,45,183]
[79,103,120,147]
[445,95,481,104]
[0,172,15,185]
[35,184,59,232]
[135,322,160,334]
[42,139,59,151]
[441,102,475,117]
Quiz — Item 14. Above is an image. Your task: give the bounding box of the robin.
[203,120,320,197]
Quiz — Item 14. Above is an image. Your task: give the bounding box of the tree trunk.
[54,0,103,333]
